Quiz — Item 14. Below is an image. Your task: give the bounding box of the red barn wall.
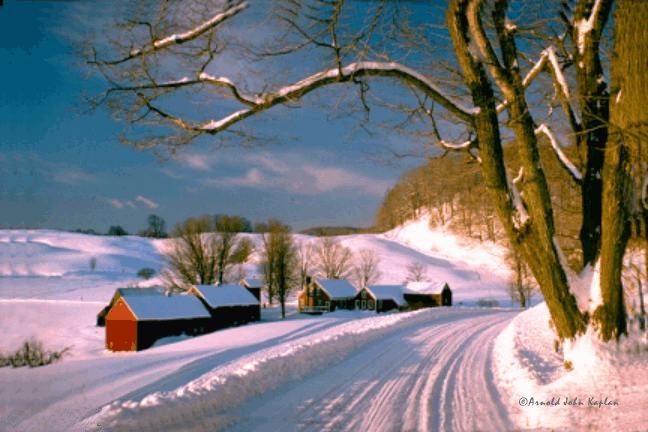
[106,299,137,351]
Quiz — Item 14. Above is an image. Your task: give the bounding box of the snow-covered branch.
[106,73,262,107]
[544,47,581,132]
[495,47,580,135]
[152,61,478,135]
[576,0,603,55]
[495,49,551,114]
[535,124,583,183]
[509,168,530,230]
[92,1,248,66]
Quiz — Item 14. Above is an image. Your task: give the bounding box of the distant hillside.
[375,139,583,267]
[299,226,374,236]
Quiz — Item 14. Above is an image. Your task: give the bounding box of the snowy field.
[1,216,647,431]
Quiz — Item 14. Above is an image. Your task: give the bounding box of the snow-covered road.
[223,309,515,432]
[77,309,516,432]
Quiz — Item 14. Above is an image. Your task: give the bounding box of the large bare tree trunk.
[595,0,648,341]
[447,0,586,340]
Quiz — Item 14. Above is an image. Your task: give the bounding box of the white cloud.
[135,195,160,209]
[305,165,391,195]
[205,168,265,188]
[201,152,390,196]
[51,168,95,185]
[107,196,158,210]
[178,153,214,171]
[107,198,136,209]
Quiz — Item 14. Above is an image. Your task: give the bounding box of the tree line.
[162,214,389,319]
[375,137,583,269]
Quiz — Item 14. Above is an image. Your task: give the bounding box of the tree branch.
[137,61,477,136]
[535,124,583,184]
[90,1,248,66]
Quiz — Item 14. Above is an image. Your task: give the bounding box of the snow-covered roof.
[317,279,357,299]
[122,295,211,321]
[366,285,408,307]
[193,284,259,308]
[241,278,264,288]
[405,281,448,294]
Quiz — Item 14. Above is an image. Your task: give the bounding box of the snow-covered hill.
[1,218,646,431]
[0,216,512,304]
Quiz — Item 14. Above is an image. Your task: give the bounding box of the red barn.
[96,287,164,327]
[105,293,211,351]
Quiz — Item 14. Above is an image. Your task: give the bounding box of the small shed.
[105,293,211,351]
[97,286,164,327]
[240,278,264,302]
[298,277,357,313]
[404,281,452,308]
[189,284,260,328]
[356,285,409,313]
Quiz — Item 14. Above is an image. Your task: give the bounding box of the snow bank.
[79,310,434,431]
[494,302,648,431]
[0,299,105,359]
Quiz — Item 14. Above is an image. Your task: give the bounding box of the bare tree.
[261,219,296,318]
[296,241,314,289]
[314,237,353,280]
[90,0,647,342]
[213,215,253,284]
[405,262,427,283]
[140,214,167,238]
[353,249,381,289]
[162,215,252,291]
[162,216,217,292]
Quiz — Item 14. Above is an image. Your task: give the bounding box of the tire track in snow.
[225,309,515,432]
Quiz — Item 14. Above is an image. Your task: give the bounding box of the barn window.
[368,300,374,309]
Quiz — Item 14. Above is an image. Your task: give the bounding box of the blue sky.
[0,1,430,233]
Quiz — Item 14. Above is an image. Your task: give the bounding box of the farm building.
[405,281,453,308]
[298,277,357,313]
[355,285,409,313]
[239,278,264,302]
[189,284,260,328]
[96,286,164,326]
[105,293,212,351]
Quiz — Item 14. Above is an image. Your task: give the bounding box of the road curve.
[224,309,516,432]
